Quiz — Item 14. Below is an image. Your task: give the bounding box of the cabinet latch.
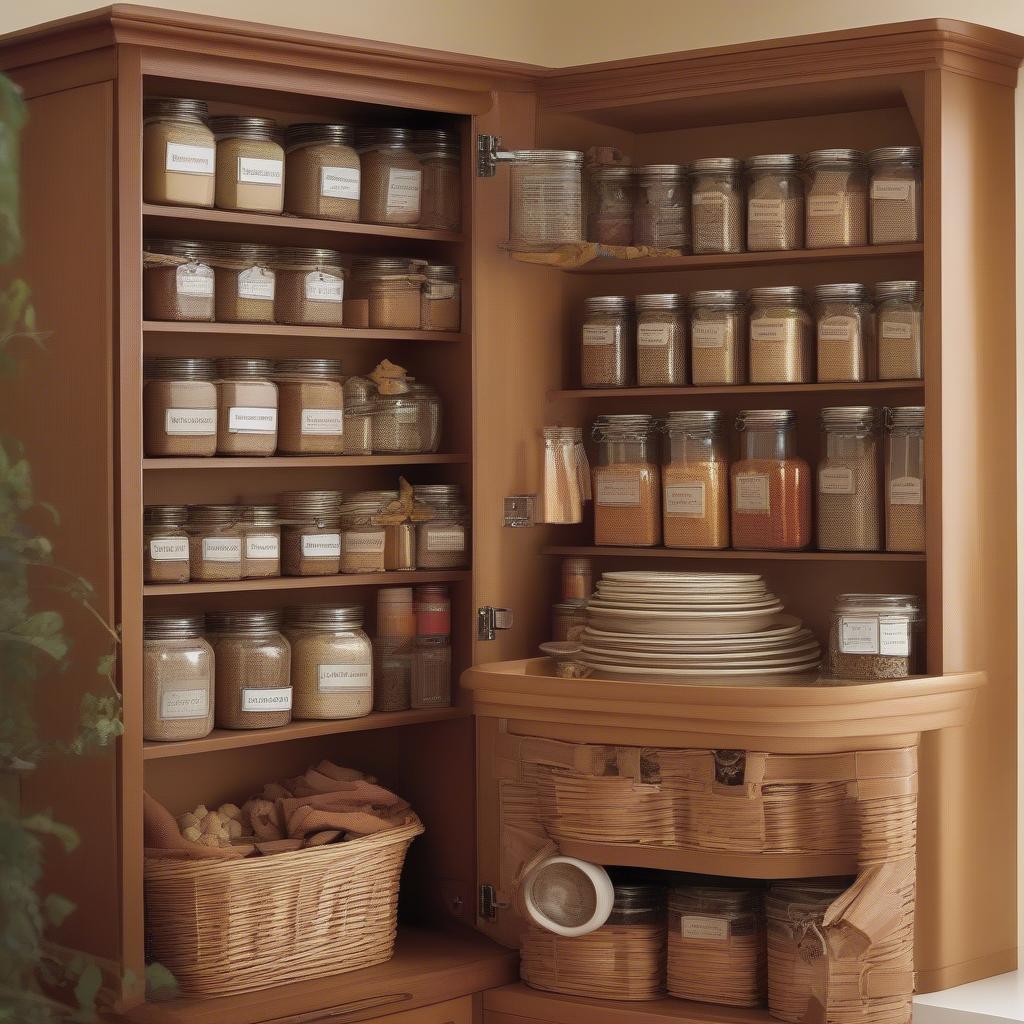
[478,606,514,641]
[479,883,499,921]
[477,133,515,177]
[503,494,537,528]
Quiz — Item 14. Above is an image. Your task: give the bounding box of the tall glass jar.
[215,357,278,457]
[338,492,389,575]
[211,243,277,324]
[690,157,745,254]
[805,149,868,248]
[586,166,634,246]
[827,593,923,679]
[662,410,729,550]
[592,413,661,547]
[279,490,342,576]
[868,146,922,244]
[275,358,345,456]
[143,615,214,742]
[144,505,191,584]
[876,280,923,380]
[345,257,425,330]
[412,129,462,231]
[241,504,281,579]
[690,290,747,385]
[580,295,633,388]
[748,286,812,384]
[210,116,284,214]
[542,426,587,525]
[273,247,346,327]
[816,406,880,552]
[410,635,452,708]
[420,264,461,332]
[143,239,215,322]
[814,282,875,383]
[356,127,422,226]
[745,153,804,251]
[284,122,360,222]
[143,357,218,458]
[343,376,375,455]
[187,505,243,582]
[633,164,690,252]
[142,97,216,208]
[506,150,584,248]
[885,406,925,553]
[375,587,416,713]
[731,409,811,551]
[635,293,687,386]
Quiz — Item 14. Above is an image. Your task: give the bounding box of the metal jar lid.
[505,149,584,166]
[814,282,868,303]
[737,409,796,429]
[285,122,356,149]
[820,405,877,430]
[351,256,421,278]
[424,264,459,281]
[805,148,866,168]
[347,489,399,504]
[144,615,206,641]
[216,357,276,381]
[589,165,634,180]
[868,145,922,166]
[284,604,365,628]
[274,247,347,270]
[635,292,685,313]
[613,884,666,910]
[592,413,658,439]
[187,504,243,527]
[148,357,217,382]
[205,609,283,635]
[241,504,280,525]
[583,295,632,316]
[669,885,759,913]
[356,127,414,149]
[278,489,344,510]
[834,593,921,615]
[275,358,344,378]
[689,289,744,307]
[144,505,189,528]
[888,405,925,428]
[875,280,922,302]
[412,128,461,149]
[744,153,801,172]
[748,285,806,304]
[209,242,279,265]
[210,116,282,143]
[143,238,214,262]
[414,484,462,500]
[691,157,743,174]
[635,163,688,179]
[665,409,721,433]
[144,97,210,124]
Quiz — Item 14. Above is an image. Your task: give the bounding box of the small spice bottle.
[827,593,923,679]
[278,490,342,576]
[876,280,923,380]
[745,153,804,251]
[356,127,422,226]
[186,505,244,582]
[816,406,881,552]
[663,410,729,550]
[420,264,461,332]
[275,358,345,456]
[412,129,462,231]
[748,286,813,384]
[868,145,922,244]
[273,247,346,327]
[143,357,218,458]
[506,150,585,248]
[411,635,451,708]
[885,406,925,553]
[143,505,191,584]
[345,257,425,330]
[241,504,281,579]
[635,292,687,387]
[690,157,745,254]
[416,504,470,569]
[561,557,593,602]
[338,492,388,575]
[142,239,215,322]
[368,389,442,454]
[592,413,661,547]
[415,584,451,636]
[814,282,875,383]
[143,615,215,742]
[284,605,373,720]
[580,295,634,389]
[211,243,277,324]
[283,122,360,222]
[805,149,869,248]
[206,610,292,730]
[690,290,747,385]
[633,164,690,252]
[552,600,587,642]
[210,116,285,214]
[375,588,415,713]
[215,357,279,457]
[142,97,216,208]
[586,166,634,246]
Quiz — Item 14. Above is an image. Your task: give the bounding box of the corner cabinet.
[1,9,1019,1023]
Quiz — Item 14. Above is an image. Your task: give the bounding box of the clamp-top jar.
[284,123,360,222]
[211,242,277,324]
[367,385,442,454]
[592,413,662,547]
[805,149,868,248]
[187,505,244,582]
[279,490,343,577]
[827,593,923,679]
[506,150,585,248]
[635,293,686,386]
[338,491,390,575]
[143,97,216,208]
[587,166,634,246]
[633,164,690,252]
[143,615,215,742]
[748,286,813,384]
[876,280,923,380]
[814,283,875,383]
[580,295,633,388]
[143,239,215,322]
[210,116,284,214]
[144,505,191,584]
[745,153,804,251]
[415,487,469,570]
[691,157,745,254]
[345,257,425,330]
[420,264,461,331]
[240,504,281,579]
[143,357,218,457]
[816,406,880,552]
[273,247,346,327]
[868,146,922,244]
[662,410,729,550]
[690,290,747,385]
[357,127,422,226]
[413,128,461,231]
[215,357,278,456]
[275,358,345,456]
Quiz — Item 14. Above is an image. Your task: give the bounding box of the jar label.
[318,663,372,692]
[839,614,910,656]
[426,526,466,552]
[665,482,706,518]
[241,687,292,712]
[229,406,278,433]
[748,198,783,223]
[343,530,386,554]
[159,686,209,720]
[305,272,344,303]
[879,615,911,656]
[321,165,360,200]
[301,408,344,435]
[427,282,457,301]
[386,167,422,214]
[692,190,725,206]
[596,475,641,507]
[176,264,214,297]
[681,915,729,941]
[302,533,341,558]
[881,321,915,340]
[149,536,189,562]
[237,156,283,186]
[692,322,727,348]
[165,408,216,436]
[819,467,855,494]
[201,537,241,563]
[165,142,215,176]
[750,317,789,343]
[871,179,914,201]
[637,323,672,347]
[890,475,923,506]
[245,533,280,559]
[808,194,844,217]
[238,266,275,301]
[582,324,616,347]
[734,474,770,512]
[818,316,856,343]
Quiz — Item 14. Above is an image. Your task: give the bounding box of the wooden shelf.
[144,569,470,596]
[142,320,466,342]
[552,380,924,400]
[543,545,926,562]
[143,453,470,470]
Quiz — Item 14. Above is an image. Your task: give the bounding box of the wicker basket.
[145,817,423,996]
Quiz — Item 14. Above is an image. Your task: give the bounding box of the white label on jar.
[819,316,856,343]
[692,191,724,206]
[201,537,241,563]
[318,663,372,692]
[237,156,283,186]
[426,526,466,552]
[665,483,705,518]
[596,475,641,507]
[165,408,216,436]
[881,321,914,340]
[238,266,275,301]
[808,194,844,217]
[321,165,360,200]
[681,916,729,941]
[149,536,189,561]
[245,533,279,559]
[692,322,726,348]
[301,408,344,436]
[750,317,789,342]
[165,142,215,176]
[637,323,672,347]
[241,687,292,712]
[343,531,386,554]
[890,476,923,506]
[748,198,783,223]
[305,272,344,303]
[734,474,770,512]
[427,281,457,301]
[819,467,855,494]
[386,167,422,214]
[228,406,277,433]
[879,615,911,656]
[839,616,879,654]
[582,324,615,346]
[871,179,913,201]
[159,686,209,720]
[302,533,341,558]
[176,264,214,297]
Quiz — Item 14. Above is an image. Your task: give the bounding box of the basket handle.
[270,992,413,1022]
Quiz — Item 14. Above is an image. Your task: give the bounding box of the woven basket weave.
[144,817,423,997]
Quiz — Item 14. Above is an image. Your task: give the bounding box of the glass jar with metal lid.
[278,490,342,577]
[805,149,868,248]
[143,357,218,458]
[142,97,216,208]
[827,593,923,679]
[275,358,345,456]
[633,164,690,252]
[411,635,452,708]
[816,406,880,552]
[412,128,461,231]
[344,257,425,330]
[210,115,284,214]
[186,505,243,582]
[144,505,191,584]
[241,504,281,579]
[690,157,745,254]
[814,282,875,383]
[342,376,375,455]
[215,357,278,457]
[210,242,277,324]
[143,615,215,742]
[206,610,291,730]
[592,413,661,547]
[506,150,585,248]
[284,604,373,720]
[748,286,813,384]
[868,146,922,244]
[586,166,634,246]
[416,502,469,570]
[420,264,461,332]
[876,280,923,380]
[552,600,587,642]
[273,247,346,327]
[745,153,804,251]
[885,406,925,553]
[689,290,747,385]
[365,387,442,454]
[351,488,416,571]
[356,127,422,226]
[142,239,215,322]
[663,410,729,550]
[284,123,360,222]
[338,491,389,575]
[635,292,687,386]
[580,295,634,389]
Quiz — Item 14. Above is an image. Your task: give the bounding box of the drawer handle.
[270,992,413,1023]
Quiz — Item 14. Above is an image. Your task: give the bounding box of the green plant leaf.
[95,653,116,676]
[72,961,102,1022]
[22,813,79,853]
[145,963,178,997]
[43,893,75,927]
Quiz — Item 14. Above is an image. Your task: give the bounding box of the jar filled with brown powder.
[273,247,346,327]
[814,282,875,383]
[805,149,868,248]
[142,97,216,208]
[506,150,585,248]
[416,504,469,569]
[210,116,284,214]
[586,166,634,246]
[633,164,690,252]
[343,376,375,455]
[344,257,425,330]
[420,264,461,331]
[580,295,634,388]
[279,490,342,576]
[338,492,389,575]
[635,292,687,387]
[356,127,422,226]
[143,615,215,742]
[691,158,745,254]
[284,122,360,222]
[215,357,278,456]
[876,280,923,380]
[143,357,218,458]
[211,243,277,324]
[144,505,191,584]
[275,358,344,456]
[885,406,925,553]
[663,410,729,550]
[868,146,922,244]
[143,239,215,322]
[827,593,922,679]
[748,286,813,384]
[816,406,881,552]
[690,290,747,385]
[592,413,661,547]
[745,153,804,251]
[413,129,462,231]
[241,504,281,579]
[187,505,244,582]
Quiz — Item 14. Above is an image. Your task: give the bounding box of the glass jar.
[215,357,278,457]
[142,238,215,322]
[345,257,425,330]
[592,413,661,547]
[186,505,243,582]
[143,615,214,742]
[413,129,462,231]
[506,150,585,248]
[342,376,375,455]
[356,127,422,226]
[210,116,284,214]
[663,410,729,550]
[561,557,593,602]
[142,97,216,208]
[885,406,925,553]
[206,610,292,730]
[273,247,346,327]
[805,149,868,248]
[816,406,880,552]
[542,426,587,525]
[607,884,666,926]
[748,286,813,384]
[375,588,415,713]
[144,505,190,584]
[586,166,634,246]
[211,243,277,324]
[411,636,452,708]
[241,504,281,579]
[814,282,875,383]
[868,145,922,244]
[338,492,389,575]
[367,388,441,454]
[731,409,811,551]
[284,605,372,720]
[415,583,452,636]
[633,164,690,252]
[690,157,745,254]
[420,264,461,332]
[876,280,923,380]
[284,122,360,222]
[143,357,218,458]
[635,292,687,386]
[552,600,587,642]
[580,295,633,389]
[279,490,343,576]
[690,290,747,385]
[416,504,469,569]
[745,153,804,252]
[827,593,923,679]
[275,358,345,456]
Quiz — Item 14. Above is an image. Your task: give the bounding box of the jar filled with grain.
[748,286,813,384]
[412,128,461,231]
[356,127,422,226]
[691,157,745,254]
[273,247,345,327]
[580,295,634,388]
[211,243,277,324]
[241,505,281,579]
[663,410,729,550]
[690,290,747,385]
[868,145,922,244]
[745,153,804,251]
[283,122,360,222]
[210,116,284,214]
[144,505,190,584]
[552,600,587,642]
[142,97,216,208]
[885,406,925,553]
[816,406,881,552]
[206,610,291,730]
[417,505,469,569]
[561,557,593,602]
[592,413,661,547]
[284,604,372,720]
[143,357,218,458]
[814,282,875,383]
[143,615,214,742]
[279,490,342,576]
[142,238,215,322]
[215,357,278,457]
[367,387,441,454]
[635,293,687,387]
[506,150,585,248]
[420,264,461,331]
[586,166,634,246]
[876,280,923,380]
[275,358,345,456]
[411,635,451,708]
[186,505,244,582]
[805,149,868,248]
[338,492,389,575]
[731,409,811,551]
[633,164,690,252]
[345,257,425,330]
[826,593,923,679]
[342,376,375,455]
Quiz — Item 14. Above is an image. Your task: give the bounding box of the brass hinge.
[477,607,514,641]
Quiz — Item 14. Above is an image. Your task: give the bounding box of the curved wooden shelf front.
[462,659,985,753]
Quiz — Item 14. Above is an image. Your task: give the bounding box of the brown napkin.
[143,793,251,860]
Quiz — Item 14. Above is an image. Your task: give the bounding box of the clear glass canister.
[635,292,687,386]
[748,286,813,384]
[338,492,389,575]
[142,238,215,322]
[805,149,869,248]
[278,490,343,576]
[816,406,880,552]
[413,129,462,231]
[580,294,634,388]
[542,426,588,525]
[586,165,634,246]
[690,157,745,255]
[143,357,218,458]
[275,358,345,456]
[633,164,690,252]
[506,150,585,248]
[206,610,291,730]
[284,605,372,720]
[417,504,470,569]
[144,505,191,584]
[273,247,346,327]
[367,388,441,454]
[420,264,461,331]
[187,505,243,582]
[876,280,923,380]
[745,153,804,251]
[241,504,281,579]
[210,116,284,214]
[592,413,661,547]
[211,242,277,324]
[561,557,593,602]
[142,97,216,208]
[827,593,923,679]
[375,587,415,712]
[345,257,425,330]
[663,410,729,550]
[215,357,278,456]
[885,406,925,553]
[284,122,360,222]
[342,376,375,455]
[868,145,922,244]
[814,282,875,383]
[690,290,747,385]
[552,600,587,642]
[143,615,214,742]
[356,127,422,226]
[411,635,452,708]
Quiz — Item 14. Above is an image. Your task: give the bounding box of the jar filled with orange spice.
[592,413,661,547]
[663,410,729,550]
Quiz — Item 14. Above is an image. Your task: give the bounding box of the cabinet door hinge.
[478,133,517,177]
[477,606,513,641]
[479,883,499,921]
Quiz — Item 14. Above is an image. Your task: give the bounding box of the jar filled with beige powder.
[144,505,191,584]
[580,295,634,389]
[691,157,745,254]
[143,615,215,742]
[635,292,687,386]
[210,116,284,214]
[143,239,215,322]
[338,491,392,575]
[187,505,244,582]
[142,97,216,208]
[416,504,469,570]
[143,357,218,458]
[814,282,875,383]
[274,247,346,327]
[586,166,635,246]
[420,264,461,332]
[690,290,747,385]
[868,146,922,244]
[279,490,343,576]
[284,122,360,222]
[885,406,925,553]
[215,357,278,457]
[412,128,462,231]
[344,257,426,330]
[275,358,345,456]
[211,243,277,324]
[805,149,868,248]
[357,127,423,226]
[745,153,804,251]
[241,505,281,579]
[592,413,661,547]
[748,286,813,384]
[876,280,923,380]
[816,406,881,552]
[633,164,690,252]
